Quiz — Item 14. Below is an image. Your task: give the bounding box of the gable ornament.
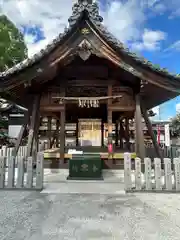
[77,39,92,61]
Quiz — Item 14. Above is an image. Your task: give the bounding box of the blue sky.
[1,0,180,120]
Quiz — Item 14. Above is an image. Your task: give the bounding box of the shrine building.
[0,0,180,169]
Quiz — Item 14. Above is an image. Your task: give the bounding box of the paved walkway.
[1,170,180,239]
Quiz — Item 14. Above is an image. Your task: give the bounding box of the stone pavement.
[135,193,180,228]
[1,170,180,239]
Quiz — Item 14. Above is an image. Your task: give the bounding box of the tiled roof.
[0,0,180,81]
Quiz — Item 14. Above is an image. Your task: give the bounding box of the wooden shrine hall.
[0,0,180,168]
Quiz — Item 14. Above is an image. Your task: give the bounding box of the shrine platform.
[43,146,136,160]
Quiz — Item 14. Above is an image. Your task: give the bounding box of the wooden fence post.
[0,157,6,188]
[26,156,33,188]
[2,146,7,157]
[144,157,152,190]
[17,157,25,188]
[135,157,142,190]
[173,158,180,191]
[7,156,15,188]
[154,158,162,190]
[124,152,132,191]
[164,158,172,191]
[36,152,44,190]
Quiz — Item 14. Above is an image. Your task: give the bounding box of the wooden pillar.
[107,85,113,153]
[125,117,130,151]
[60,86,66,162]
[134,94,145,159]
[101,121,104,147]
[47,116,52,149]
[76,120,79,146]
[141,104,163,160]
[56,119,60,148]
[119,119,123,149]
[32,110,40,155]
[27,95,41,157]
[60,109,65,162]
[115,121,118,147]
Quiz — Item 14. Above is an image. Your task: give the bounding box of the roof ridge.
[68,1,103,27]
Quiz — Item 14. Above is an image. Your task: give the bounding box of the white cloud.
[1,0,73,56]
[164,40,180,53]
[176,103,180,113]
[147,0,180,18]
[132,28,166,51]
[0,0,167,57]
[102,0,146,43]
[153,3,166,14]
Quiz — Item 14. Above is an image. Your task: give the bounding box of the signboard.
[164,124,170,147]
[8,125,22,138]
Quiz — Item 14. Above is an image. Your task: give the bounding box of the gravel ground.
[1,191,180,240]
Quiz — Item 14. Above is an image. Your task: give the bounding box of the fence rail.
[124,152,180,193]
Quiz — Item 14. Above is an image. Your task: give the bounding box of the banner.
[164,124,170,147]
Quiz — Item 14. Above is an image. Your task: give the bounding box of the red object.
[108,144,113,153]
[157,125,160,144]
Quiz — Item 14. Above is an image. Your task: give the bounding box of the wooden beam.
[66,79,114,86]
[134,94,145,159]
[141,104,163,160]
[27,95,41,157]
[40,105,64,112]
[13,111,29,157]
[109,106,135,111]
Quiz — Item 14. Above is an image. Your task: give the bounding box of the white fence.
[124,152,180,192]
[0,143,46,166]
[0,146,28,166]
[0,145,45,190]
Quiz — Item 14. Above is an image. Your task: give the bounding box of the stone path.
[1,189,180,239]
[1,170,180,239]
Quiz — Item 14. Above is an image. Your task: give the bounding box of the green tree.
[0,15,28,71]
[170,113,180,137]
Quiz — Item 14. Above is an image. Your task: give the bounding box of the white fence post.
[164,158,172,191]
[7,156,15,188]
[1,145,7,157]
[154,158,162,190]
[173,158,180,191]
[0,157,6,188]
[144,157,152,190]
[36,152,44,190]
[26,156,33,188]
[17,157,25,188]
[135,157,142,190]
[124,152,132,191]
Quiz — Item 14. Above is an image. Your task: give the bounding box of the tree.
[170,114,180,137]
[0,15,28,72]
